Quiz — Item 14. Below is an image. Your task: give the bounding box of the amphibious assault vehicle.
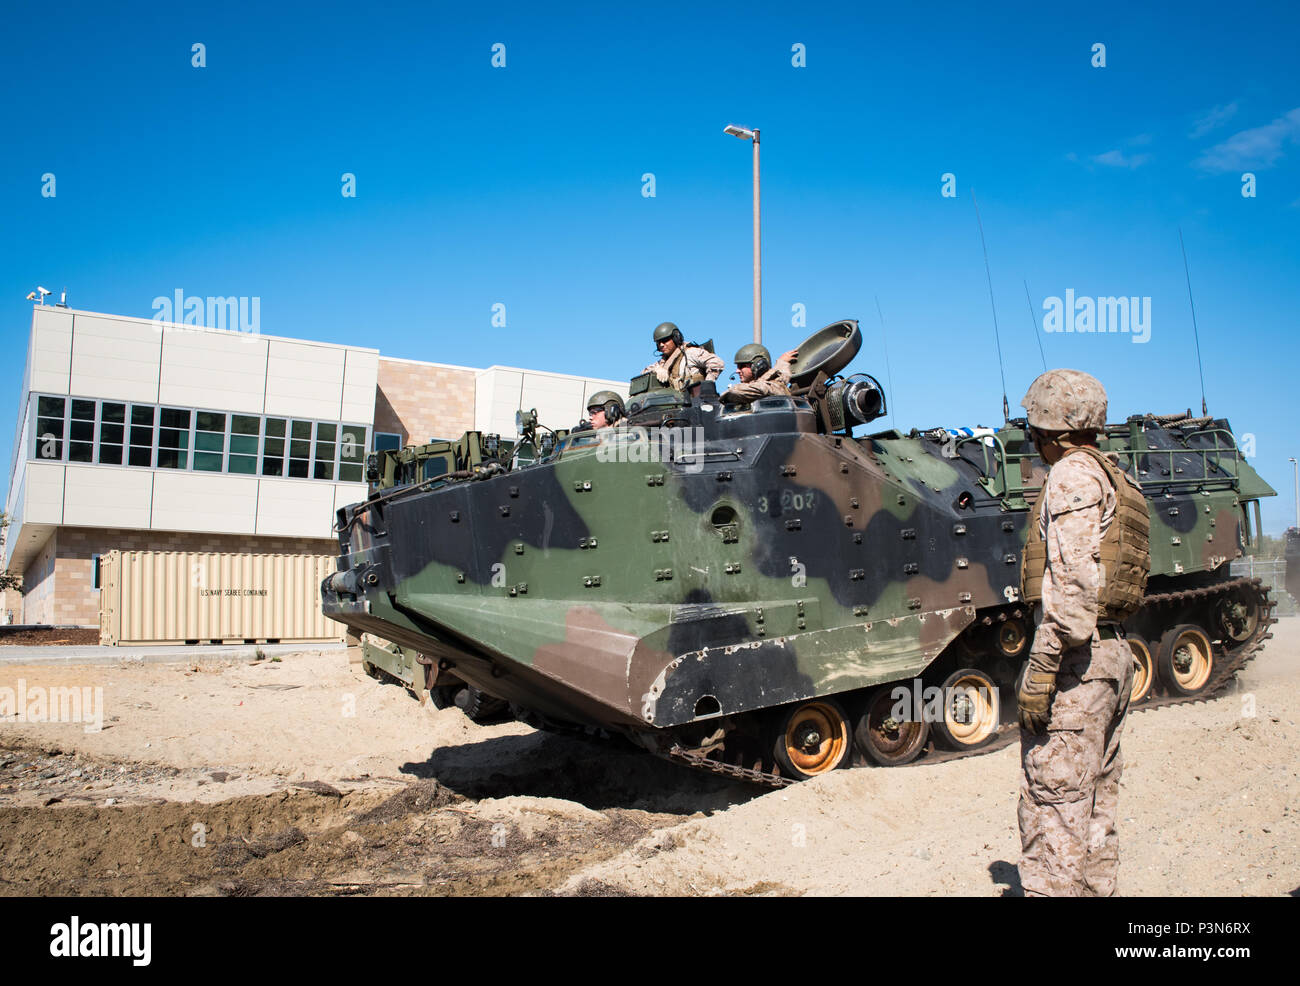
[323,320,1277,784]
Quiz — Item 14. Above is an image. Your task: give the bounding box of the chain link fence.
[1231,557,1296,617]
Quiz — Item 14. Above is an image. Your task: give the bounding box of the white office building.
[2,305,623,627]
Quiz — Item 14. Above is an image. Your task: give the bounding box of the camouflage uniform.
[1019,448,1134,897]
[643,345,724,392]
[720,358,794,404]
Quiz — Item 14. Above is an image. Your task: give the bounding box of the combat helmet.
[733,342,771,377]
[1022,368,1107,432]
[653,322,684,348]
[587,390,625,424]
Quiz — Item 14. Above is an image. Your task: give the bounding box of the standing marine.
[642,322,724,393]
[720,343,799,404]
[1016,368,1151,897]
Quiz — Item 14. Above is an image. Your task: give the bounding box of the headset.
[598,400,623,424]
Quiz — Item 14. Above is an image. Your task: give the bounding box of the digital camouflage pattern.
[1022,369,1108,433]
[721,364,791,403]
[1019,639,1132,896]
[643,345,724,391]
[720,360,793,404]
[322,321,1276,780]
[1021,445,1150,622]
[1019,449,1136,896]
[1029,451,1142,656]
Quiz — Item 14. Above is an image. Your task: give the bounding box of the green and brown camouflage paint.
[324,356,1274,741]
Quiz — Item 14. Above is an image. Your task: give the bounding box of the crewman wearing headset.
[585,391,625,430]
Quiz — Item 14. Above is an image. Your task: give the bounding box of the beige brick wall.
[2,589,21,624]
[21,535,59,625]
[34,528,338,627]
[376,359,476,447]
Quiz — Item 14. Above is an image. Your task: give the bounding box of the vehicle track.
[666,577,1277,789]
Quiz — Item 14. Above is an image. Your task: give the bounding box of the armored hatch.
[786,319,862,388]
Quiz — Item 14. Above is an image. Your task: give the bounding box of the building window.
[91,554,101,590]
[314,422,336,480]
[35,396,66,460]
[229,414,260,474]
[69,399,96,463]
[288,419,312,478]
[98,402,125,465]
[28,394,368,484]
[262,417,286,475]
[129,405,155,467]
[339,425,365,482]
[158,407,191,469]
[373,432,402,452]
[194,411,226,472]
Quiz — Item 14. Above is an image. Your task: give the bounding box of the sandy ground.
[0,622,1296,896]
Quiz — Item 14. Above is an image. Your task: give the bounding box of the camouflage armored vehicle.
[323,320,1277,784]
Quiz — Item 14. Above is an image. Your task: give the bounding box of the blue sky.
[3,0,1298,531]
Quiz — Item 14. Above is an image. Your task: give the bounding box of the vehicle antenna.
[1178,227,1209,416]
[1023,279,1048,372]
[971,189,1009,422]
[874,294,898,427]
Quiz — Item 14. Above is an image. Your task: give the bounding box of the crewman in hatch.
[720,343,798,404]
[585,391,625,430]
[642,322,724,394]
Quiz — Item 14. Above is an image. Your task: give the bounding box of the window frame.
[27,393,369,483]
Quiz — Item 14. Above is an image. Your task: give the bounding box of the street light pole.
[751,129,761,345]
[724,124,762,344]
[1290,457,1298,529]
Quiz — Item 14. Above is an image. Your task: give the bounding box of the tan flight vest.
[662,348,687,389]
[1020,445,1151,621]
[660,347,704,391]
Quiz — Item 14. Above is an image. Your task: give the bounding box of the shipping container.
[99,550,345,645]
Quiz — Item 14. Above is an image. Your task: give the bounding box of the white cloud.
[1092,149,1151,169]
[1189,102,1239,139]
[1194,107,1300,172]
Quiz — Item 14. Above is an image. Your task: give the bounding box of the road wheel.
[1128,634,1155,705]
[429,684,460,710]
[1157,624,1214,697]
[992,618,1029,660]
[1214,588,1259,644]
[456,686,512,725]
[931,669,1000,751]
[771,699,853,780]
[855,686,929,766]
